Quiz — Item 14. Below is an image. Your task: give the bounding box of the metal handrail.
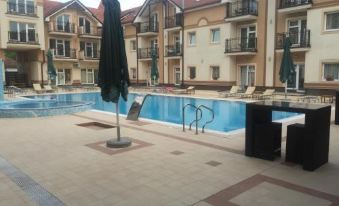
[190,108,202,134]
[182,104,202,134]
[197,105,215,133]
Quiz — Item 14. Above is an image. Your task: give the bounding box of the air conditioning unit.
[73,62,80,68]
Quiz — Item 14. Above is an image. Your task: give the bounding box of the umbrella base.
[106,138,132,148]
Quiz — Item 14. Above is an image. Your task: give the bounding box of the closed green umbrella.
[150,49,158,85]
[99,0,131,148]
[279,37,295,98]
[47,49,57,83]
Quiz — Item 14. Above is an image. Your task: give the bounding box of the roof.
[171,0,221,10]
[44,0,102,23]
[121,6,141,24]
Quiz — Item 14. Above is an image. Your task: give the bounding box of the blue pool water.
[25,93,299,133]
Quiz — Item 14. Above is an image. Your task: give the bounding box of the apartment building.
[44,0,102,86]
[122,0,339,92]
[0,0,45,87]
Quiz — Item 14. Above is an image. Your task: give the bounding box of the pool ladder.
[182,104,215,135]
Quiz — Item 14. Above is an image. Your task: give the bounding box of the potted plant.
[325,75,334,81]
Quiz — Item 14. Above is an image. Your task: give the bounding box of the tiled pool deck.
[0,108,339,205]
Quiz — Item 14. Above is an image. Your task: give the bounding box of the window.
[325,11,339,31]
[188,32,196,46]
[323,63,339,81]
[188,67,196,79]
[211,28,220,43]
[57,69,71,85]
[56,14,71,32]
[79,17,91,34]
[50,39,71,57]
[81,69,94,84]
[211,66,220,80]
[8,0,35,15]
[130,40,136,51]
[80,41,98,58]
[9,22,36,43]
[240,65,255,86]
[131,68,137,79]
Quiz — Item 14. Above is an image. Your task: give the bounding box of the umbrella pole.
[285,83,287,100]
[116,102,121,141]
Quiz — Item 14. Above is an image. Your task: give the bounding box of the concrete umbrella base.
[106,138,132,148]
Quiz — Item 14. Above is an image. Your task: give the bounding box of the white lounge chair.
[33,84,45,94]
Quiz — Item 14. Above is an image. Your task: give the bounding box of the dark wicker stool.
[286,123,305,164]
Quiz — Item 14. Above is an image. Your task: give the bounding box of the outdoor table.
[246,101,331,171]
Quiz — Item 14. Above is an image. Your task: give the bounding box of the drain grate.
[206,161,222,167]
[0,156,65,206]
[170,151,185,155]
[77,122,116,130]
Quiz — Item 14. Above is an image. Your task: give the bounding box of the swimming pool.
[25,92,299,133]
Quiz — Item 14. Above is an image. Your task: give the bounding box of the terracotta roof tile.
[44,0,67,17]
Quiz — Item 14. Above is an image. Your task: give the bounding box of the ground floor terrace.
[0,103,339,205]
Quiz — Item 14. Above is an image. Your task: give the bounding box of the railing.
[7,2,37,16]
[225,37,257,53]
[8,31,39,44]
[78,26,102,37]
[138,48,158,59]
[49,22,76,34]
[165,45,182,57]
[165,13,183,28]
[80,50,100,60]
[137,22,159,33]
[276,30,311,49]
[53,48,77,59]
[182,104,215,135]
[279,0,312,9]
[226,0,258,18]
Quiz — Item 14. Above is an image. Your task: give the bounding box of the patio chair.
[186,86,195,95]
[44,85,55,93]
[238,86,256,98]
[255,89,275,100]
[33,84,46,94]
[219,86,240,97]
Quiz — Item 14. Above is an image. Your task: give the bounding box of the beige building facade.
[0,0,45,86]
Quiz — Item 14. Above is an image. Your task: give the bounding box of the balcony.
[78,26,102,38]
[225,37,257,55]
[48,22,77,36]
[7,31,40,50]
[165,13,183,29]
[225,0,258,22]
[278,0,312,14]
[138,48,158,60]
[7,2,37,16]
[137,22,158,36]
[52,48,77,61]
[276,30,311,51]
[165,45,182,57]
[79,50,100,61]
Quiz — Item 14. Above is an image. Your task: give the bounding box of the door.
[240,65,255,87]
[287,64,305,90]
[288,19,307,46]
[150,13,158,31]
[174,35,181,54]
[240,26,256,50]
[174,67,181,85]
[57,69,65,85]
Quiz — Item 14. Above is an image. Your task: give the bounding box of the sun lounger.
[33,84,45,94]
[173,86,195,95]
[238,86,256,98]
[220,86,240,97]
[44,85,55,93]
[186,86,195,94]
[254,89,275,100]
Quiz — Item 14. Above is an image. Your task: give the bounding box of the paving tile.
[205,161,222,167]
[170,150,185,155]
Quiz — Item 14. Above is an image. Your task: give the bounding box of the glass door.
[287,64,305,90]
[174,35,181,54]
[57,69,65,85]
[174,67,181,85]
[240,65,255,87]
[288,19,307,46]
[150,13,158,31]
[240,26,256,50]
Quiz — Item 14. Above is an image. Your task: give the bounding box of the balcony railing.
[79,50,100,60]
[137,22,159,33]
[138,48,158,59]
[78,26,102,37]
[49,22,76,34]
[7,2,37,16]
[276,30,311,49]
[225,37,257,53]
[165,13,183,28]
[165,45,182,57]
[52,48,77,59]
[8,31,39,44]
[226,0,258,18]
[279,0,312,9]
